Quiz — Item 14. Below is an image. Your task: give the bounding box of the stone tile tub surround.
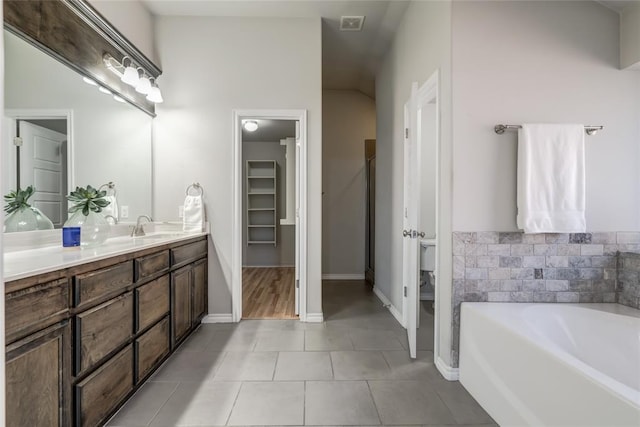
[450,231,640,366]
[617,252,640,310]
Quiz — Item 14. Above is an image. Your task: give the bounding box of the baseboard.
[305,312,324,323]
[201,314,234,323]
[372,286,405,327]
[436,356,459,381]
[322,274,365,280]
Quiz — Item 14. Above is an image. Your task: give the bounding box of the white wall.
[88,0,158,65]
[620,3,640,70]
[153,16,322,316]
[4,31,153,222]
[452,0,640,232]
[376,0,454,364]
[0,4,6,420]
[322,90,375,277]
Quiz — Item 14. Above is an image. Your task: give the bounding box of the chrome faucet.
[104,214,118,225]
[131,215,152,237]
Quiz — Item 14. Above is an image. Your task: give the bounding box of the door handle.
[403,230,411,237]
[417,231,425,238]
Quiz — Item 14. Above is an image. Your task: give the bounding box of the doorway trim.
[231,109,308,322]
[3,108,75,195]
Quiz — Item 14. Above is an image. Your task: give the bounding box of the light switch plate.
[178,205,184,218]
[120,205,129,219]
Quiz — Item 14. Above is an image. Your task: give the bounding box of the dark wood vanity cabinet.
[5,236,208,427]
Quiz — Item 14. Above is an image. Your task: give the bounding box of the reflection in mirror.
[2,30,153,229]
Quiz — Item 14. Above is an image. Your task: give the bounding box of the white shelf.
[246,160,277,247]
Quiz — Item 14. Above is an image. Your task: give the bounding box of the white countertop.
[4,230,208,282]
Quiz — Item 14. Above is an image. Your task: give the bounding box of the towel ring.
[186,183,203,196]
[99,182,117,196]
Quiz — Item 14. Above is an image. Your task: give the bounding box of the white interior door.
[2,117,18,197]
[19,121,67,227]
[402,83,420,359]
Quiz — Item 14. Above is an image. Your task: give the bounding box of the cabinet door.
[136,275,170,332]
[6,321,71,427]
[136,316,170,382]
[191,259,207,327]
[171,265,191,346]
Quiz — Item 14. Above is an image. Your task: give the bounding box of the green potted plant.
[63,185,111,246]
[4,186,54,232]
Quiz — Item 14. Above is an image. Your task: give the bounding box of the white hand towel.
[102,195,119,221]
[183,194,205,232]
[517,124,586,233]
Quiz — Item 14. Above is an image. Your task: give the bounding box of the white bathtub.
[459,303,640,427]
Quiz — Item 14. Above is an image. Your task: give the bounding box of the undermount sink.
[132,232,187,241]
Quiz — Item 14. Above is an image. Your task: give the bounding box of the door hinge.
[404,286,407,297]
[296,280,300,289]
[13,137,23,147]
[405,128,409,139]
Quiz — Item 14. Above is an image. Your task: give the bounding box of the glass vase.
[63,210,110,247]
[31,207,54,230]
[4,206,39,232]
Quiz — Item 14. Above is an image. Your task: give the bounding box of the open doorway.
[3,110,72,228]
[232,109,308,322]
[241,119,297,319]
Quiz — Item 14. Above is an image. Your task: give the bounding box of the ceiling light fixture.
[243,120,259,132]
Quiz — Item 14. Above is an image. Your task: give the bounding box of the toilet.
[420,239,436,301]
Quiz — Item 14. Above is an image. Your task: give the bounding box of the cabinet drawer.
[6,278,69,343]
[171,239,207,267]
[136,275,170,332]
[135,250,170,282]
[136,316,169,382]
[74,260,133,308]
[75,292,133,375]
[75,344,134,427]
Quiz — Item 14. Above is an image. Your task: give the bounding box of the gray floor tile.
[207,330,259,352]
[213,351,278,381]
[149,382,241,426]
[305,381,381,425]
[433,381,495,425]
[107,381,178,426]
[368,380,456,425]
[349,330,405,350]
[305,329,354,351]
[150,350,225,382]
[227,381,304,425]
[331,351,391,380]
[274,352,333,380]
[254,330,305,351]
[382,350,438,381]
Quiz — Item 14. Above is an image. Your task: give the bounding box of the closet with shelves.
[246,160,277,246]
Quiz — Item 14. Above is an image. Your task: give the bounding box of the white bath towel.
[102,195,119,222]
[517,124,586,233]
[183,194,205,232]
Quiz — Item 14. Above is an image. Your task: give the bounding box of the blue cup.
[62,227,81,247]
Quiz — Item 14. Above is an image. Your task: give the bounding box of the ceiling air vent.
[340,16,365,31]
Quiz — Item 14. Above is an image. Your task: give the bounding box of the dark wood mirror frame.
[4,0,162,117]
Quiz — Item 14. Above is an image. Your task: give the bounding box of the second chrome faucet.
[131,215,152,237]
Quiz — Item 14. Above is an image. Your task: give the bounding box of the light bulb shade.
[83,77,97,86]
[98,86,112,95]
[146,86,163,103]
[113,95,126,103]
[243,121,259,132]
[135,75,152,94]
[121,66,140,86]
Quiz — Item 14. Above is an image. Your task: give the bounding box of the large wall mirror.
[2,29,153,228]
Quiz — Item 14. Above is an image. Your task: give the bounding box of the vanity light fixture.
[98,86,112,95]
[243,120,259,132]
[135,70,152,95]
[83,76,98,86]
[146,78,163,103]
[120,56,140,86]
[103,53,163,103]
[113,95,126,103]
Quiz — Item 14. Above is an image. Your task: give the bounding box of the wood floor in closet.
[242,267,297,319]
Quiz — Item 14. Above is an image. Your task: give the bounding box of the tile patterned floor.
[107,281,496,427]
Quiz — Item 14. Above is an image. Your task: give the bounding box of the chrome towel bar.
[494,124,604,136]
